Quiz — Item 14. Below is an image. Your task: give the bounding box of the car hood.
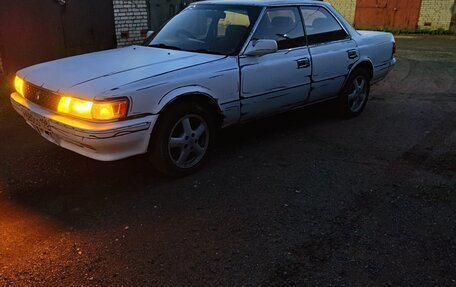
[18,46,226,99]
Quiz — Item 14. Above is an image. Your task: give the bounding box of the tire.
[339,67,371,117]
[148,101,215,177]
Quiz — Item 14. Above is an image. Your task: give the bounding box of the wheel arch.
[339,59,374,95]
[148,88,222,176]
[349,59,374,81]
[154,86,224,129]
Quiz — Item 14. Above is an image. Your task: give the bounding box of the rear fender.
[340,58,375,92]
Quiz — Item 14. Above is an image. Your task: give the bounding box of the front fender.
[153,85,218,114]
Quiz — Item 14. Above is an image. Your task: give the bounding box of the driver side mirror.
[146,30,154,38]
[244,39,278,56]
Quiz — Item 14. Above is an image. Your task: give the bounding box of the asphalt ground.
[0,35,455,286]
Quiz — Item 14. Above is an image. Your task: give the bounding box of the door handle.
[347,49,359,59]
[296,58,310,69]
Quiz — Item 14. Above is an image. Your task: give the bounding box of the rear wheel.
[339,68,370,117]
[149,101,215,176]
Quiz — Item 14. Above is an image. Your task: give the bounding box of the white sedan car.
[11,0,396,176]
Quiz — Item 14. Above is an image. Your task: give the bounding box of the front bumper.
[11,92,158,161]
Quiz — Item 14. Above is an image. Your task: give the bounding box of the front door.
[240,7,311,121]
[301,6,358,102]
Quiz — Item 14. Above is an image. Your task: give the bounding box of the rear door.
[239,7,311,121]
[301,6,358,102]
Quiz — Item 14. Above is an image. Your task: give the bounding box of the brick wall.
[326,0,454,31]
[113,0,149,47]
[326,0,357,24]
[418,0,455,30]
[452,4,456,33]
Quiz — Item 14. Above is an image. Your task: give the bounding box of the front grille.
[23,82,60,111]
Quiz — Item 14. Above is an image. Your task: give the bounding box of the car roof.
[197,0,329,8]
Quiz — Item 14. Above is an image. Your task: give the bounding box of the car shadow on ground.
[1,99,343,230]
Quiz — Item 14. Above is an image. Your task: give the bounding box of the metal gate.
[354,0,422,29]
[0,0,116,74]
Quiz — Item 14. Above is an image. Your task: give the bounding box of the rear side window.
[300,6,349,45]
[253,7,306,50]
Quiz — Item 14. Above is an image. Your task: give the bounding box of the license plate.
[23,110,52,135]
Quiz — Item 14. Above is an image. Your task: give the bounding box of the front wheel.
[339,68,370,117]
[149,102,214,177]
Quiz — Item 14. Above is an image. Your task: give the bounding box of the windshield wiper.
[189,49,225,55]
[149,43,182,51]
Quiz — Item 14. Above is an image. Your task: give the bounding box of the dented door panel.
[308,40,358,101]
[239,48,312,121]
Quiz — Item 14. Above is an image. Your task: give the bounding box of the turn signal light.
[92,100,128,121]
[14,76,24,96]
[57,96,128,121]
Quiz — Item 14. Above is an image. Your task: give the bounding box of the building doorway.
[354,0,422,30]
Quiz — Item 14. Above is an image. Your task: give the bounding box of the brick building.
[112,0,149,47]
[111,0,455,49]
[326,0,358,24]
[0,0,454,75]
[417,0,455,30]
[112,0,193,47]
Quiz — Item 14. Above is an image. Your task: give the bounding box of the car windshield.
[146,4,262,56]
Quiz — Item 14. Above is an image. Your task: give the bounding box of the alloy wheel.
[168,114,209,169]
[348,76,368,113]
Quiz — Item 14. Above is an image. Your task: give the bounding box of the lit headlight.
[14,76,24,96]
[57,96,128,121]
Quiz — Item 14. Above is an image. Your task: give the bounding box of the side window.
[300,6,349,45]
[253,7,306,50]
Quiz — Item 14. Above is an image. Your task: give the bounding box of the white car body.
[11,0,396,161]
